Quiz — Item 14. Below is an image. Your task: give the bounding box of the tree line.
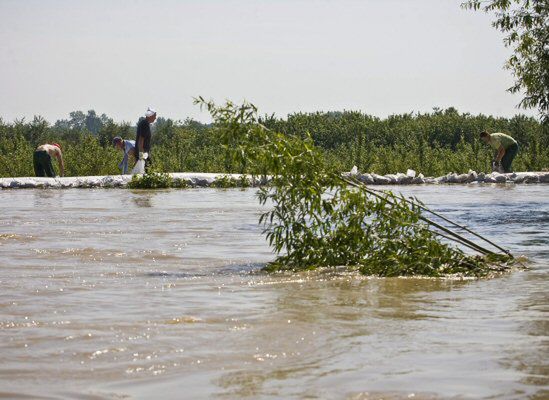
[0,107,547,178]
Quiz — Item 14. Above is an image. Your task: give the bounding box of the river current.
[0,185,547,399]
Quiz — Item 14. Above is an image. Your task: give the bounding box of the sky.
[0,0,537,123]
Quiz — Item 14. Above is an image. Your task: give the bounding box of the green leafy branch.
[195,97,516,277]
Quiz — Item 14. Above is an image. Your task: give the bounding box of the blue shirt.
[119,140,135,174]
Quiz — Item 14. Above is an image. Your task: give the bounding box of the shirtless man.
[33,143,64,177]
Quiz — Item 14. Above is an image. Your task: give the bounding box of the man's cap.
[112,136,123,145]
[145,107,157,117]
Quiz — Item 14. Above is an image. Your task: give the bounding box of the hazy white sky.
[0,0,535,123]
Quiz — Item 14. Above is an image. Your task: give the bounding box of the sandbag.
[132,159,145,175]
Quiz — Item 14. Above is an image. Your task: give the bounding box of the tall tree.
[462,0,549,122]
[84,110,104,134]
[68,111,86,130]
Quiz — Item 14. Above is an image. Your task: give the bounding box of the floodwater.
[0,185,547,400]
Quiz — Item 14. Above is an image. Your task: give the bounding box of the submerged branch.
[364,184,513,257]
[340,176,498,257]
[197,98,518,277]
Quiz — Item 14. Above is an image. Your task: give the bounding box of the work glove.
[139,152,149,160]
[492,160,504,173]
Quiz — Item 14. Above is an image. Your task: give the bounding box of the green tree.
[68,111,86,130]
[196,98,514,277]
[97,121,121,148]
[462,0,549,121]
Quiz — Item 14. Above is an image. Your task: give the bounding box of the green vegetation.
[197,98,515,277]
[211,175,251,188]
[261,108,548,174]
[463,0,549,121]
[128,171,175,189]
[1,108,547,178]
[127,172,250,189]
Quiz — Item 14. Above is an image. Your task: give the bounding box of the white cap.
[145,107,156,117]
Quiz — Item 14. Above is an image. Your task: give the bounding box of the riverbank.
[1,170,548,189]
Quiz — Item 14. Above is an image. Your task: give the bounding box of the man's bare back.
[36,144,62,157]
[34,143,64,177]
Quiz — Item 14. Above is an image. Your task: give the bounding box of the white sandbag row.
[0,173,267,189]
[0,175,133,189]
[1,170,548,189]
[348,169,549,185]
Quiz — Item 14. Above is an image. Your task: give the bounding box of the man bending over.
[112,137,136,174]
[480,131,519,173]
[33,143,64,177]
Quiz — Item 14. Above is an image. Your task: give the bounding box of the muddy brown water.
[0,186,547,399]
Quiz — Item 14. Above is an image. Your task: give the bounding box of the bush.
[199,98,517,277]
[210,174,251,188]
[128,172,173,189]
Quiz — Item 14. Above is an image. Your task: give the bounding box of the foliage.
[54,110,114,134]
[262,109,548,174]
[462,0,549,121]
[151,126,226,173]
[237,175,252,188]
[0,133,34,177]
[128,171,174,189]
[196,98,512,277]
[211,174,251,188]
[172,178,190,188]
[0,108,547,178]
[62,134,120,176]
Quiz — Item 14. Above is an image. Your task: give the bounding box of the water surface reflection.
[0,186,547,399]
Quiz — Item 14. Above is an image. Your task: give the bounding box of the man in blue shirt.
[112,137,136,174]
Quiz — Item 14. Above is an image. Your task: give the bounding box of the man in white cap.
[135,107,157,172]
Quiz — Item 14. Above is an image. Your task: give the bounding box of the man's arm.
[56,151,65,177]
[496,145,505,162]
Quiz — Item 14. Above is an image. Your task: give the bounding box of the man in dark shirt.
[135,107,157,172]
